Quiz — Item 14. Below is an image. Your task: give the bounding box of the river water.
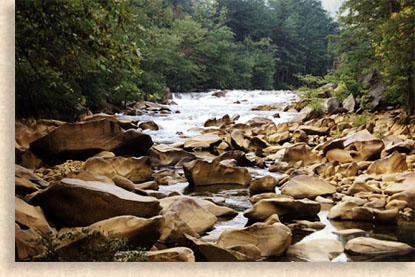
[123,90,415,262]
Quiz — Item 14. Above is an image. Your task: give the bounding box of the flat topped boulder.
[287,238,344,261]
[183,158,251,186]
[30,119,153,164]
[281,175,336,199]
[149,144,195,167]
[217,223,292,257]
[160,196,237,217]
[345,237,414,255]
[82,156,153,183]
[31,178,161,227]
[183,133,222,149]
[244,197,321,221]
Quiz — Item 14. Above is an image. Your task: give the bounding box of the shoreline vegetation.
[15,0,415,262]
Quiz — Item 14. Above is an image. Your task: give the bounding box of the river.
[122,90,415,262]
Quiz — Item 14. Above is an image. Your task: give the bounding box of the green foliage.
[332,0,415,114]
[294,74,327,89]
[16,0,144,120]
[307,98,325,115]
[352,111,375,128]
[16,0,340,120]
[332,82,351,102]
[28,229,146,262]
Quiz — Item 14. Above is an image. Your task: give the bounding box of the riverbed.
[123,90,415,262]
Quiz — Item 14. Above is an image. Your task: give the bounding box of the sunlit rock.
[31,178,161,227]
[217,223,292,257]
[82,156,153,183]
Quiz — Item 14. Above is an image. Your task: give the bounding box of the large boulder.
[82,156,153,183]
[244,198,321,221]
[366,152,408,175]
[180,234,255,262]
[149,144,195,167]
[87,215,164,249]
[183,133,222,149]
[31,178,161,227]
[64,170,115,185]
[343,130,384,161]
[139,121,159,131]
[327,201,359,220]
[249,176,277,194]
[390,188,415,208]
[345,237,413,255]
[343,94,356,113]
[15,119,64,149]
[30,119,153,164]
[282,144,321,166]
[382,136,413,157]
[323,97,340,113]
[326,149,354,163]
[160,196,237,217]
[267,131,290,144]
[159,197,217,242]
[366,82,387,111]
[15,197,55,236]
[287,238,344,261]
[281,175,336,199]
[183,158,251,186]
[217,223,292,257]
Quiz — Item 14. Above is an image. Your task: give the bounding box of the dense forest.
[15,0,415,120]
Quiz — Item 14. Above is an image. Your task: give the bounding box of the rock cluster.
[14,93,415,262]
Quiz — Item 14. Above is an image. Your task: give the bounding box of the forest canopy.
[15,0,414,120]
[16,0,337,120]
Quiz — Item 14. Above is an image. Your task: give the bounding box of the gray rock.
[324,97,340,113]
[343,93,356,113]
[366,82,387,111]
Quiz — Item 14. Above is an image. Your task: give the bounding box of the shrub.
[28,229,146,262]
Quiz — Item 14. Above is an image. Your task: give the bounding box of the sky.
[321,0,345,16]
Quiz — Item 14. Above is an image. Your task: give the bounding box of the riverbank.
[15,89,415,262]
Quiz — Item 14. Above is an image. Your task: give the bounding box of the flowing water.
[123,90,415,262]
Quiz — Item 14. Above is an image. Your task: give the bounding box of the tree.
[334,0,415,114]
[16,0,143,120]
